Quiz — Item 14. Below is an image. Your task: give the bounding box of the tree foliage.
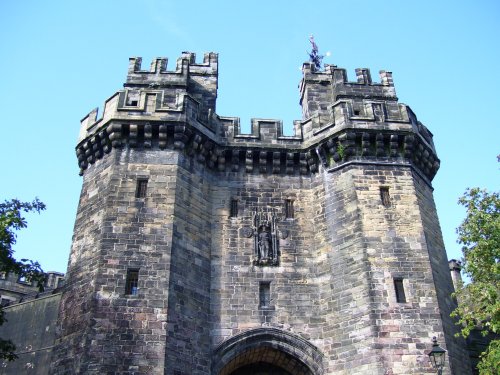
[0,198,46,361]
[451,188,500,373]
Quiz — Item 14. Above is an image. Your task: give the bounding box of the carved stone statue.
[308,35,324,71]
[253,212,279,266]
[258,225,272,261]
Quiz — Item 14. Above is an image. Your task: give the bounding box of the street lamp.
[428,336,446,374]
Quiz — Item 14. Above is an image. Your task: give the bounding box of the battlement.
[301,62,394,86]
[220,117,303,145]
[300,63,397,121]
[76,52,439,182]
[126,52,218,87]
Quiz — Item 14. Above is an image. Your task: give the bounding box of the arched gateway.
[212,328,324,375]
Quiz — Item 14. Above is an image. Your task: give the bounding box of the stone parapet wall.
[0,294,61,375]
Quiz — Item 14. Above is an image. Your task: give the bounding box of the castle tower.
[51,53,472,374]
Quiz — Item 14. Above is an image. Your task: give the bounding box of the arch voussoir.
[212,328,324,375]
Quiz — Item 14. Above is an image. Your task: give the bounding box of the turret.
[299,63,396,121]
[125,52,218,119]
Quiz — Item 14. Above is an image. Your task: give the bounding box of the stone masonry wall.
[164,154,213,375]
[0,294,61,375]
[291,164,466,374]
[313,166,378,374]
[210,173,319,347]
[53,151,473,374]
[52,148,181,374]
[208,163,463,374]
[349,165,448,374]
[51,154,115,373]
[413,172,472,374]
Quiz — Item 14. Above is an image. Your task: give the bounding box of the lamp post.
[428,336,446,374]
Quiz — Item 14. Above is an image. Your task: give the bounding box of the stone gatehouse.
[3,52,473,374]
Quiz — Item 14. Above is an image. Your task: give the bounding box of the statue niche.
[253,212,279,266]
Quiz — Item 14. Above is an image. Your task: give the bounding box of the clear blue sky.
[0,0,498,273]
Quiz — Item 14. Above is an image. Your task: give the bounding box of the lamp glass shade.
[429,351,445,368]
[428,337,446,369]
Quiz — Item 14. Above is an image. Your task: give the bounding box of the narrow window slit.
[136,179,148,198]
[230,199,238,218]
[380,186,391,207]
[394,278,406,303]
[285,199,294,219]
[259,282,271,308]
[125,269,139,296]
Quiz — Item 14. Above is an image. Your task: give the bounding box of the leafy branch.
[0,198,46,361]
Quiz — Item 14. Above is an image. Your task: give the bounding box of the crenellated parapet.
[219,117,303,145]
[300,63,396,116]
[76,53,440,183]
[125,52,218,123]
[126,51,218,88]
[300,63,400,132]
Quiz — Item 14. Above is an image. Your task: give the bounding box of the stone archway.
[212,328,324,375]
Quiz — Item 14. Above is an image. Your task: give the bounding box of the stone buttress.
[50,52,472,374]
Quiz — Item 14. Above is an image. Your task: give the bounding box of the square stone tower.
[50,52,472,374]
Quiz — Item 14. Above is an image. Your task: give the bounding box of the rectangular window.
[126,90,140,106]
[259,282,271,308]
[373,103,384,121]
[394,278,406,303]
[380,187,391,207]
[230,199,238,218]
[125,269,139,296]
[285,199,294,219]
[136,179,148,198]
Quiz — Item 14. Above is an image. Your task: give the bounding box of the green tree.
[451,188,500,374]
[0,198,46,361]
